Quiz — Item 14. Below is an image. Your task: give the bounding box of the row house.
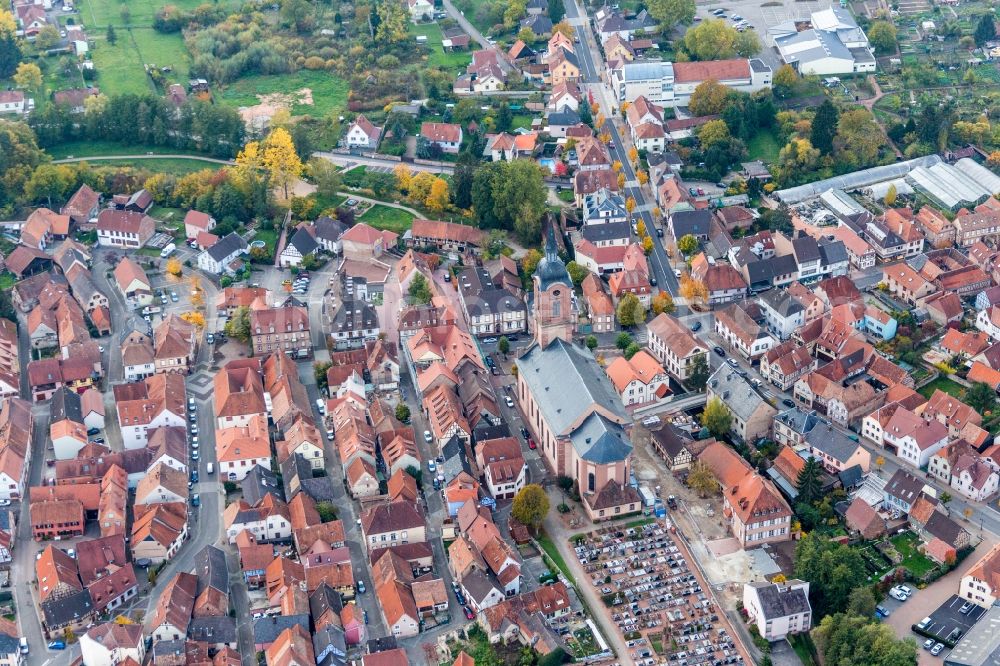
[714,302,775,361]
[646,314,708,383]
[251,306,311,358]
[154,314,198,374]
[605,350,670,407]
[113,373,187,449]
[760,341,814,391]
[96,210,155,248]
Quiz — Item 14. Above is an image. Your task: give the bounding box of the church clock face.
[553,290,561,297]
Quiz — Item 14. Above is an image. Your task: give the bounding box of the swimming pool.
[538,158,556,174]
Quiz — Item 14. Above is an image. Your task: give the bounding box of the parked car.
[170,291,179,302]
[356,580,366,594]
[424,430,433,443]
[690,321,701,332]
[713,346,725,357]
[727,358,739,368]
[922,639,935,651]
[363,610,369,624]
[960,602,973,614]
[931,644,944,656]
[889,587,907,601]
[520,426,529,440]
[427,460,437,473]
[875,605,890,618]
[47,642,65,651]
[0,500,10,507]
[192,494,200,507]
[482,337,498,344]
[899,584,913,597]
[528,439,537,450]
[782,398,796,408]
[505,396,514,408]
[463,606,475,620]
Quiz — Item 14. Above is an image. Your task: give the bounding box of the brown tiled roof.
[421,122,462,143]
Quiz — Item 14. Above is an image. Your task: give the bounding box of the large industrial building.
[769,6,876,75]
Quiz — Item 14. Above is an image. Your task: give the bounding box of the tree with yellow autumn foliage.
[166,258,182,277]
[680,275,709,308]
[394,164,413,193]
[261,128,302,200]
[426,177,450,213]
[181,311,206,327]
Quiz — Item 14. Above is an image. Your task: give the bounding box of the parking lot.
[572,520,751,665]
[914,595,986,650]
[693,0,830,69]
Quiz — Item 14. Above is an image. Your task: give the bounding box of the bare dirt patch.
[238,88,315,129]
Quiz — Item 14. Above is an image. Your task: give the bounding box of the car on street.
[170,291,179,302]
[191,439,198,448]
[191,471,199,483]
[206,333,215,344]
[482,337,498,344]
[674,269,681,277]
[427,460,437,473]
[464,606,475,620]
[190,424,198,435]
[363,610,369,624]
[650,277,657,286]
[192,451,200,460]
[782,398,795,408]
[690,321,701,332]
[931,644,944,656]
[656,228,664,237]
[727,358,739,368]
[48,642,65,651]
[713,346,726,357]
[923,639,935,650]
[528,439,537,449]
[0,500,9,507]
[520,426,529,440]
[356,580,366,594]
[505,396,514,408]
[326,429,335,439]
[192,494,200,507]
[424,430,433,443]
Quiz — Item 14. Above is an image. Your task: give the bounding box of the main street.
[562,0,682,306]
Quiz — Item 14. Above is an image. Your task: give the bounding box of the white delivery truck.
[160,243,177,258]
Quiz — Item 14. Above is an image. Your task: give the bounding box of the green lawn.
[0,273,15,291]
[511,113,535,131]
[83,157,223,174]
[537,531,572,581]
[48,141,213,159]
[747,129,781,164]
[918,376,966,399]
[217,70,350,118]
[253,228,279,254]
[359,205,414,234]
[79,0,239,27]
[890,531,937,577]
[408,22,470,73]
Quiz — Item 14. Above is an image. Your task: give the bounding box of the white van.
[206,463,214,474]
[316,398,326,415]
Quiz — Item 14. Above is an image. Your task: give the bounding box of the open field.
[84,157,224,174]
[47,141,216,159]
[358,204,414,234]
[408,22,470,73]
[747,129,781,164]
[79,0,240,27]
[217,70,350,118]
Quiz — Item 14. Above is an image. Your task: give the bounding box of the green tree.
[315,502,337,522]
[496,102,513,133]
[814,612,917,666]
[647,0,695,31]
[395,402,411,422]
[471,160,548,243]
[796,457,823,506]
[686,460,718,497]
[845,587,877,618]
[975,12,997,46]
[520,249,543,281]
[966,381,997,414]
[683,19,741,60]
[687,354,710,391]
[794,533,868,618]
[314,361,332,393]
[13,62,41,92]
[0,10,21,79]
[512,484,550,530]
[616,293,646,327]
[624,342,642,360]
[498,336,510,356]
[698,119,731,148]
[734,30,761,57]
[565,260,589,286]
[281,0,314,32]
[772,64,797,98]
[615,332,634,351]
[452,151,477,209]
[34,24,59,50]
[810,100,839,155]
[106,24,117,44]
[224,306,252,342]
[701,397,731,438]
[939,491,953,507]
[308,157,342,200]
[548,0,565,23]
[407,272,433,305]
[835,108,884,170]
[585,335,598,351]
[867,21,898,54]
[677,234,699,256]
[688,79,733,116]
